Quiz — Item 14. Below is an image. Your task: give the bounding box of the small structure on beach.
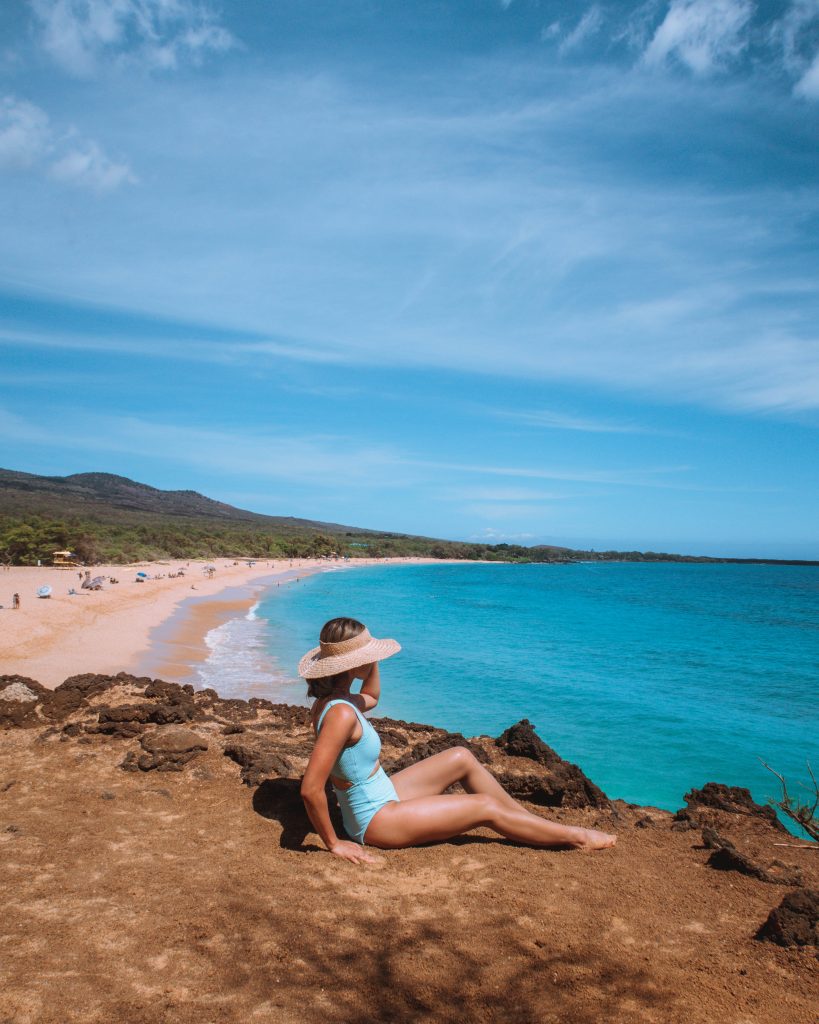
[52,550,79,568]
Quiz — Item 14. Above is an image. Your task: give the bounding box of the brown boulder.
[384,733,490,775]
[92,704,152,738]
[703,828,803,886]
[0,676,49,729]
[496,719,564,766]
[41,673,134,721]
[495,720,609,809]
[121,728,208,773]
[223,742,294,787]
[756,889,819,948]
[682,783,786,833]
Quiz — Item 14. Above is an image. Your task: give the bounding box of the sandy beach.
[0,557,446,689]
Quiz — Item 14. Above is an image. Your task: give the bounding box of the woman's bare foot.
[573,828,617,851]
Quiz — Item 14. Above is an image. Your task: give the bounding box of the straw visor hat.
[298,628,401,679]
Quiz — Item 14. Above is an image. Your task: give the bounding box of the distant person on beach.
[300,618,616,865]
[12,593,20,609]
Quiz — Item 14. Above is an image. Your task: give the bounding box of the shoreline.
[135,566,330,698]
[0,556,461,689]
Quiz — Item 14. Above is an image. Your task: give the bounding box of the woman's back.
[316,699,382,786]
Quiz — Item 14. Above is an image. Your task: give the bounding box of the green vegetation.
[1,467,816,567]
[0,510,732,566]
[0,511,556,564]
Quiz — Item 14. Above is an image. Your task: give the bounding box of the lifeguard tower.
[52,550,79,568]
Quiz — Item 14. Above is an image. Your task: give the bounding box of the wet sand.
[0,557,458,688]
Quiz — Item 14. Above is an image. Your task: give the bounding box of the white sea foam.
[192,608,295,701]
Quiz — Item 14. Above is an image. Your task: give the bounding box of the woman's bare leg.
[364,792,616,852]
[391,746,528,811]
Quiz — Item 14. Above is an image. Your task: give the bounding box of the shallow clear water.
[253,562,819,819]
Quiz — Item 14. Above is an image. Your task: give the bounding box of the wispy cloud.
[770,0,819,98]
[470,527,537,542]
[559,5,605,56]
[0,96,50,169]
[642,0,753,75]
[492,406,649,434]
[28,0,236,77]
[50,138,137,191]
[0,407,399,486]
[0,404,695,493]
[406,458,693,489]
[441,486,570,502]
[0,94,136,191]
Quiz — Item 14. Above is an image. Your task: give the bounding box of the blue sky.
[1,0,817,558]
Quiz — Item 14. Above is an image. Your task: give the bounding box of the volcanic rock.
[756,889,819,948]
[495,720,609,809]
[671,808,700,831]
[93,704,152,738]
[384,732,490,774]
[706,844,802,885]
[682,783,786,833]
[701,827,734,850]
[496,719,565,766]
[121,728,208,772]
[224,742,294,787]
[0,675,49,728]
[41,673,127,721]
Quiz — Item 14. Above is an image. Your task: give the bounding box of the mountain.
[0,467,426,564]
[2,468,816,566]
[0,468,373,535]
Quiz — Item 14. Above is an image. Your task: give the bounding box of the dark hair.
[306,617,366,700]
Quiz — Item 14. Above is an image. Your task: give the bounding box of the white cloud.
[559,6,605,55]
[2,60,818,416]
[0,96,51,169]
[0,406,400,486]
[771,0,819,71]
[642,0,752,74]
[0,93,135,191]
[28,0,236,76]
[795,53,819,97]
[493,407,647,434]
[407,458,693,488]
[50,140,137,191]
[0,405,697,493]
[443,486,569,502]
[470,527,537,541]
[778,1,819,98]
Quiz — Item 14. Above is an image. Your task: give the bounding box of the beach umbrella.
[37,585,52,598]
[136,572,148,578]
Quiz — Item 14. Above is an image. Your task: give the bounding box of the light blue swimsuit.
[316,699,400,844]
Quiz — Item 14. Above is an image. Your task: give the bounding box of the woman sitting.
[300,617,616,865]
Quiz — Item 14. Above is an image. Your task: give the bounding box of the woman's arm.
[356,661,381,711]
[300,705,378,864]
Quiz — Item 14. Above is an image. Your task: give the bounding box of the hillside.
[0,672,816,1024]
[0,467,428,563]
[2,467,816,567]
[0,468,371,532]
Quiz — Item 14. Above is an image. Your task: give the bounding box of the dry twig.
[758,757,819,842]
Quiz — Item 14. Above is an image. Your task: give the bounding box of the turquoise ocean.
[202,563,819,822]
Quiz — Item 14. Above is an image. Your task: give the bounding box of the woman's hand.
[329,839,380,865]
